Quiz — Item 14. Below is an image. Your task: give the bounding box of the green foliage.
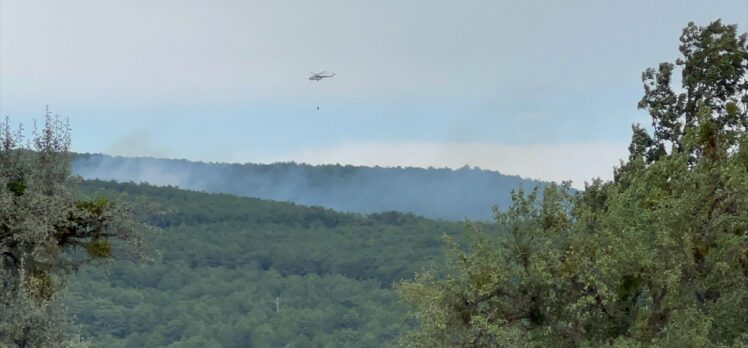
[0,111,142,346]
[85,239,112,259]
[636,20,748,161]
[75,197,111,216]
[27,270,56,301]
[7,178,27,197]
[67,180,483,347]
[398,20,748,347]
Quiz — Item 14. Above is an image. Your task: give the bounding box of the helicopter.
[308,71,335,81]
[309,71,335,110]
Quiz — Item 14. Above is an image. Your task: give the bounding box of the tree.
[0,109,142,347]
[397,20,748,347]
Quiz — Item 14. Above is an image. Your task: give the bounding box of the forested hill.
[69,180,488,347]
[71,153,547,221]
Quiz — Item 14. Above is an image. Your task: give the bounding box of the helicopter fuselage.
[309,72,334,81]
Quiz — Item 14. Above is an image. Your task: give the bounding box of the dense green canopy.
[67,180,483,347]
[397,20,748,347]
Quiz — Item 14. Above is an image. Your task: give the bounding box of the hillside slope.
[69,180,492,347]
[72,154,546,221]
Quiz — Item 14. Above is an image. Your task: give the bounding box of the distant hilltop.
[71,153,548,221]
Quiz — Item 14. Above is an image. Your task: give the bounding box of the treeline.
[71,154,546,221]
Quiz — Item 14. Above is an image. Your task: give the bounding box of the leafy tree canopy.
[398,20,748,347]
[0,109,142,347]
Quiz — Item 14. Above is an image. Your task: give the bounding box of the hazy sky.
[1,0,747,185]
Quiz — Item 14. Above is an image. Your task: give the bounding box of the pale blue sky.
[1,0,747,184]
